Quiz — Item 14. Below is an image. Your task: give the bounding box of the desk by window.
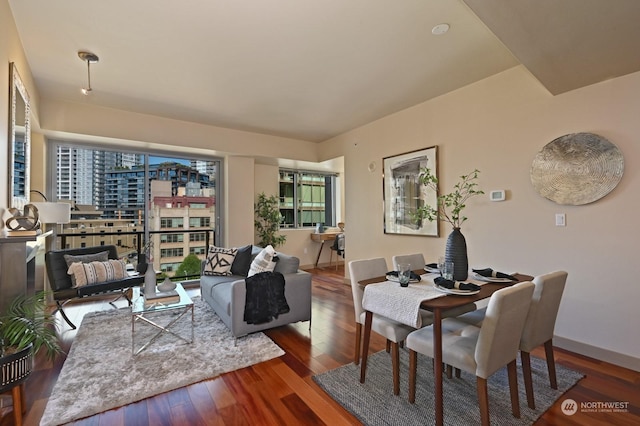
[310,231,340,268]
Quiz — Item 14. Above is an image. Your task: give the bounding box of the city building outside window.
[49,141,221,278]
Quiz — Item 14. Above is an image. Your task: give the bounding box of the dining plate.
[424,266,440,274]
[434,285,480,296]
[386,275,420,283]
[472,273,514,283]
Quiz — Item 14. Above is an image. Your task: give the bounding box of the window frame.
[279,169,337,229]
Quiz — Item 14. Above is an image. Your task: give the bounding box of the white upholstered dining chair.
[392,253,427,271]
[454,270,568,409]
[519,270,568,409]
[406,281,535,426]
[349,257,418,395]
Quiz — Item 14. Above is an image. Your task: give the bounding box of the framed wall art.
[383,146,438,236]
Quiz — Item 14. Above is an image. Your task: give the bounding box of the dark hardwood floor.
[2,266,638,425]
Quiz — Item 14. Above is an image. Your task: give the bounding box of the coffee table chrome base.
[132,306,194,355]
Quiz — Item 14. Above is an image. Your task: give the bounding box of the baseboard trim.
[554,336,640,372]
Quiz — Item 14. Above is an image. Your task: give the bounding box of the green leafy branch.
[413,168,484,229]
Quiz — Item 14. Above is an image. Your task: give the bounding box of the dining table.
[358,270,533,426]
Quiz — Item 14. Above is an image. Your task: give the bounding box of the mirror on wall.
[8,62,31,209]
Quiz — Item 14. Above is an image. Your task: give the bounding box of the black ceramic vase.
[445,227,468,281]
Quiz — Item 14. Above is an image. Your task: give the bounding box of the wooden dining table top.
[358,271,534,312]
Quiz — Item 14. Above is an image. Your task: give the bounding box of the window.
[189,232,207,242]
[161,218,184,228]
[161,248,184,258]
[49,141,222,279]
[160,233,184,243]
[279,170,337,228]
[189,246,207,255]
[189,217,210,228]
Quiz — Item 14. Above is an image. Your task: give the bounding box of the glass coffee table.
[131,282,194,355]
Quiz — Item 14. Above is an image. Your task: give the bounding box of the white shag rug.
[40,297,284,426]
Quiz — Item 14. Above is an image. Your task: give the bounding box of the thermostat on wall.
[489,190,505,202]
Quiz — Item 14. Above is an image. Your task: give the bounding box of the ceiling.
[9,0,640,143]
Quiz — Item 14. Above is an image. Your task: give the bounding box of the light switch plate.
[555,213,566,226]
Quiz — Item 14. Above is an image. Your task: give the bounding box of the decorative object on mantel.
[4,204,42,236]
[413,168,484,281]
[530,132,624,205]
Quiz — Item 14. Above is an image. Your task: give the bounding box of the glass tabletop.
[131,282,193,315]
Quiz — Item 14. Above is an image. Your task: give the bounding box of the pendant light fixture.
[78,51,99,95]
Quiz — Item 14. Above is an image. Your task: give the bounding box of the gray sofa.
[200,246,312,339]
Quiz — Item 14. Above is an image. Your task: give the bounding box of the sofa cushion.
[230,244,252,276]
[63,251,110,286]
[67,259,128,287]
[203,246,238,276]
[248,245,277,277]
[273,252,300,274]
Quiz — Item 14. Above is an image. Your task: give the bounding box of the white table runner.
[361,275,445,328]
[361,273,490,328]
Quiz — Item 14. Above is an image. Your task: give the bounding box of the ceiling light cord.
[78,51,99,95]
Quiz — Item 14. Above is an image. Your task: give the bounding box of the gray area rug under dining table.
[314,349,584,425]
[40,297,284,426]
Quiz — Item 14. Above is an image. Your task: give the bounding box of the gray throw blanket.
[244,271,290,324]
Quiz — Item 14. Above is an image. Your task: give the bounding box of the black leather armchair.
[45,245,144,329]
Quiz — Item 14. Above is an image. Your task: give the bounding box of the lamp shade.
[31,202,71,224]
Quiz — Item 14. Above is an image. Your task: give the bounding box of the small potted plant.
[413,168,484,280]
[1,290,62,373]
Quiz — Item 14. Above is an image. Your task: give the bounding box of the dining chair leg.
[446,364,453,379]
[409,350,417,403]
[354,322,362,365]
[391,341,400,395]
[386,339,391,353]
[455,368,461,378]
[476,377,490,426]
[521,350,535,409]
[507,360,521,419]
[544,339,558,389]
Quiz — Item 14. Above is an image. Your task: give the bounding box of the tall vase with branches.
[254,192,287,249]
[413,168,484,280]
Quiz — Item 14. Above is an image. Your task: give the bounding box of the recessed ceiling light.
[432,23,450,35]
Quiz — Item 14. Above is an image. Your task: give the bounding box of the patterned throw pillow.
[248,245,277,277]
[67,259,128,287]
[63,251,110,286]
[203,246,238,276]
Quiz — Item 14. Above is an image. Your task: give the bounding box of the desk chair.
[406,281,535,425]
[329,233,345,269]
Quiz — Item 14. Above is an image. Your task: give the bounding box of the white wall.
[321,65,640,371]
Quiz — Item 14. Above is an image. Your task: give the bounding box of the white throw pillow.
[248,245,277,277]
